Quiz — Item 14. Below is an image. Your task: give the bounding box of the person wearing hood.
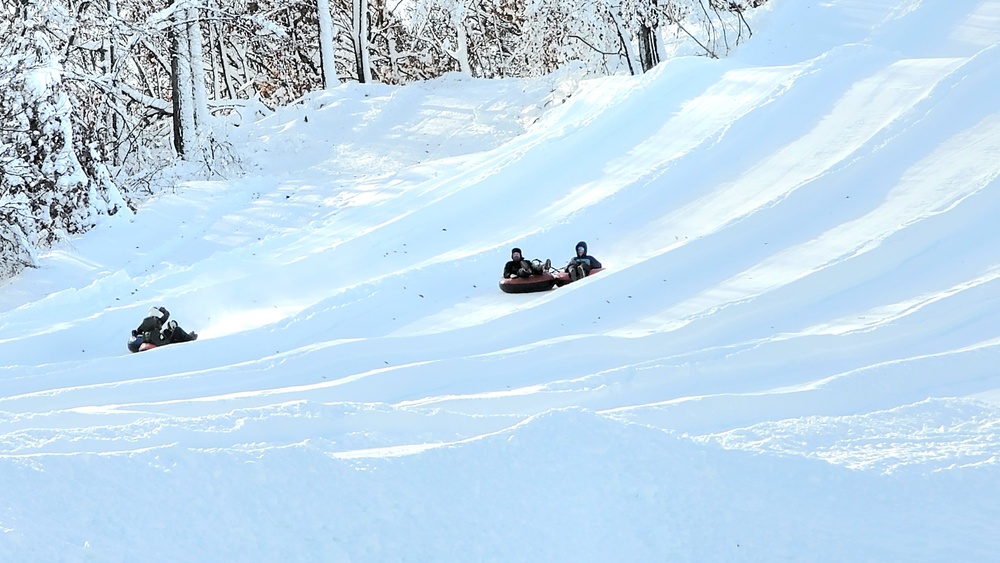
[129,306,198,352]
[565,241,602,281]
[503,247,551,279]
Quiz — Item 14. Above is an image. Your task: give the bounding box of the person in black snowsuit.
[565,241,602,281]
[503,247,551,279]
[129,306,197,352]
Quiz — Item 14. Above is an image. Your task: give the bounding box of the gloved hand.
[131,329,138,337]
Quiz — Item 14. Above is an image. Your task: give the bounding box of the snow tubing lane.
[553,267,603,287]
[499,273,557,294]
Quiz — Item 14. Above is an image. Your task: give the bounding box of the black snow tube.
[553,267,603,287]
[499,273,557,294]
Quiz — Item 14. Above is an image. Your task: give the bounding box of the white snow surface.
[4,1,1000,560]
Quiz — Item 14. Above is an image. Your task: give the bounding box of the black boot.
[170,326,197,343]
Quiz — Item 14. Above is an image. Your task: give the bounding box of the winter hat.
[576,241,588,255]
[511,247,522,258]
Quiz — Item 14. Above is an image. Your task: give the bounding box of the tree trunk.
[170,7,195,158]
[207,5,222,99]
[609,8,638,76]
[317,0,339,88]
[214,25,238,99]
[187,5,210,131]
[638,23,659,73]
[352,0,371,83]
[451,2,472,75]
[107,0,123,165]
[169,3,208,161]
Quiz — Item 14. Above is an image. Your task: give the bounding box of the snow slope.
[3,0,1000,560]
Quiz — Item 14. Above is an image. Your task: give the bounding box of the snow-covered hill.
[3,1,1000,560]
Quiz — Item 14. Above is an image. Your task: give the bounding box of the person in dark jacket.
[565,241,602,281]
[131,306,197,350]
[503,247,551,279]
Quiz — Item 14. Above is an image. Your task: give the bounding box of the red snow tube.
[499,273,557,294]
[553,267,603,287]
[139,342,158,352]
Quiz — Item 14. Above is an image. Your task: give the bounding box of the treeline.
[0,0,767,279]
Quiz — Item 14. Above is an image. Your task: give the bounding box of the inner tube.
[553,267,603,287]
[499,273,556,294]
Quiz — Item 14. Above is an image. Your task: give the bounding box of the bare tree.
[170,4,197,158]
[317,0,340,87]
[637,0,660,72]
[352,0,373,82]
[0,1,119,278]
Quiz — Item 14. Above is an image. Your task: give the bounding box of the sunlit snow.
[3,1,1000,560]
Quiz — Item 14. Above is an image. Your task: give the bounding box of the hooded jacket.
[568,241,602,272]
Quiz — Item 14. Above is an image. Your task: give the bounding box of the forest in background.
[0,0,766,279]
